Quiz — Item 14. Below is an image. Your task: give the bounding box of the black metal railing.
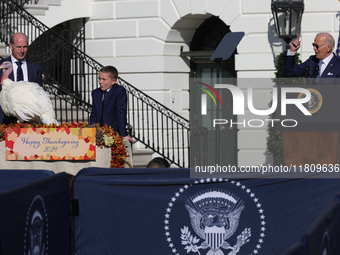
[190,120,208,167]
[119,78,191,167]
[0,0,198,167]
[7,0,37,7]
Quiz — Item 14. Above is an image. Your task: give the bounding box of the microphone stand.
[303,65,319,85]
[312,65,319,85]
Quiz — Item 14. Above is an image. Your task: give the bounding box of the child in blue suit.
[90,66,132,142]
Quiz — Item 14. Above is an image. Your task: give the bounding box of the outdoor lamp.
[271,0,304,48]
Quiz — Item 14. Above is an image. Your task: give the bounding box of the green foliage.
[273,51,304,85]
[274,51,288,78]
[266,111,283,156]
[266,51,302,156]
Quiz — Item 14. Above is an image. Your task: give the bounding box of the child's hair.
[146,157,170,168]
[100,66,118,80]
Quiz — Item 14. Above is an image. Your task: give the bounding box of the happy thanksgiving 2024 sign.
[5,128,96,160]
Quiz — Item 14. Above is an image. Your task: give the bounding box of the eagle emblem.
[298,88,323,114]
[24,195,48,255]
[181,190,251,255]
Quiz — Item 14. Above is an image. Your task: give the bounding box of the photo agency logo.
[197,82,223,115]
[198,82,314,129]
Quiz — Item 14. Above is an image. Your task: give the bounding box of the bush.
[266,51,302,156]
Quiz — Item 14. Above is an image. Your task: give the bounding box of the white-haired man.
[284,32,340,84]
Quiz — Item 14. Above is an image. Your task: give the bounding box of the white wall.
[34,0,91,28]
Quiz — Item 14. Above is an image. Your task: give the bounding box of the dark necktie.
[16,61,23,81]
[100,90,107,126]
[315,60,323,83]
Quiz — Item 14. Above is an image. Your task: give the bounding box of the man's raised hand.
[290,34,301,52]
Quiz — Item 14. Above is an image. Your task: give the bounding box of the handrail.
[0,0,198,168]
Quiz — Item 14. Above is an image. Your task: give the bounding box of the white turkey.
[0,61,59,125]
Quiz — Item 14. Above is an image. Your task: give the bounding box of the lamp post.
[271,0,304,49]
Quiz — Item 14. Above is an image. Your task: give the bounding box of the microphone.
[304,65,310,78]
[313,65,319,78]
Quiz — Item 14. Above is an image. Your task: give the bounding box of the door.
[190,58,237,167]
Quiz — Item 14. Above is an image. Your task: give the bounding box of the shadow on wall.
[268,17,286,67]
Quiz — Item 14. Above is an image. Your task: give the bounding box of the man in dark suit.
[0,32,43,124]
[90,66,132,142]
[284,33,340,85]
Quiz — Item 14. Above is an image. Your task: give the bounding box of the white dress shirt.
[10,55,28,82]
[318,53,333,77]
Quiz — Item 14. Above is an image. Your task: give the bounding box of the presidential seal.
[298,88,323,114]
[164,178,266,255]
[24,195,48,255]
[184,190,250,255]
[321,231,330,255]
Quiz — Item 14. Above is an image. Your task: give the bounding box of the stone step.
[48,94,90,124]
[47,0,62,6]
[23,0,63,16]
[0,43,10,59]
[24,4,49,15]
[131,147,154,168]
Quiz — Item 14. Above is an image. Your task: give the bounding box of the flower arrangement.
[0,121,128,168]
